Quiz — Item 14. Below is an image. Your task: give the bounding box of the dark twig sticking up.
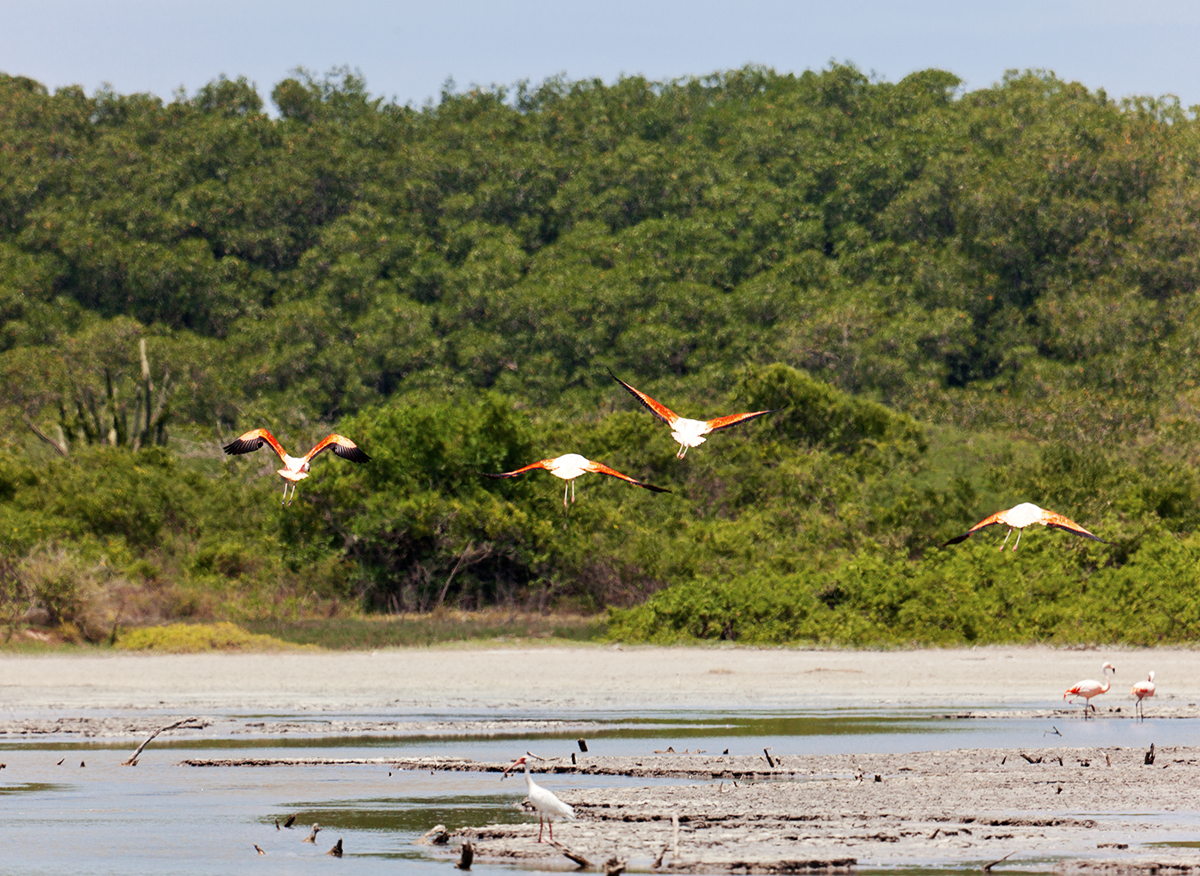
[455,840,474,870]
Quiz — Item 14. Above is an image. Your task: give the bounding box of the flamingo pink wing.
[705,409,780,433]
[305,434,370,464]
[480,459,555,479]
[223,428,287,461]
[584,459,671,493]
[1041,510,1108,543]
[941,510,1009,547]
[608,370,679,426]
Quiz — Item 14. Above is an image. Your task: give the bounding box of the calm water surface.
[2,704,1195,875]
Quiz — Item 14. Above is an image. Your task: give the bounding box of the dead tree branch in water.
[122,717,205,766]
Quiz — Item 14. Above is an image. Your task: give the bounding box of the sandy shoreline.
[0,644,1193,713]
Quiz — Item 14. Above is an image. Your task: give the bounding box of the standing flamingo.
[942,503,1109,551]
[481,454,669,507]
[222,428,369,506]
[1063,661,1116,719]
[609,370,779,458]
[503,755,575,842]
[1132,671,1156,721]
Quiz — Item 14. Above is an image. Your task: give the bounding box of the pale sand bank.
[0,644,1193,712]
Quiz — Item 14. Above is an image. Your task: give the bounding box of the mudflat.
[422,748,1200,873]
[0,644,1192,712]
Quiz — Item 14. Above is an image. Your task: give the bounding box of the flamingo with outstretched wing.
[943,503,1108,551]
[609,370,779,458]
[482,453,669,507]
[223,428,369,506]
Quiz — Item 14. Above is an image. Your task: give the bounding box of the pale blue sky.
[3,0,1199,108]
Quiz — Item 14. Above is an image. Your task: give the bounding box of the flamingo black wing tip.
[222,438,259,456]
[1048,523,1109,543]
[607,368,637,392]
[336,446,370,464]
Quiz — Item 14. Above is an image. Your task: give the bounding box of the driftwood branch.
[982,850,1015,872]
[549,840,591,869]
[122,717,205,766]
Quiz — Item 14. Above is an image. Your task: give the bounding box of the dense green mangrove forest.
[2,63,1200,645]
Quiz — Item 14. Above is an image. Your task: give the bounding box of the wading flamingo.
[503,755,575,842]
[609,370,779,458]
[1132,671,1156,721]
[222,428,369,506]
[1064,661,1116,719]
[942,503,1109,551]
[481,454,669,507]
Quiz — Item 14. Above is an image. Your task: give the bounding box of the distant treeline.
[1,64,1200,644]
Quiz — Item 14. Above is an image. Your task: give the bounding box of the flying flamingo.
[609,370,779,458]
[942,503,1109,551]
[503,755,575,842]
[481,453,669,507]
[1132,671,1156,721]
[222,428,369,506]
[1063,661,1116,719]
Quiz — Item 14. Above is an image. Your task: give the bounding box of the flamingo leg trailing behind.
[1132,671,1156,721]
[1064,661,1116,719]
[222,428,370,506]
[481,453,670,508]
[942,503,1109,551]
[503,755,575,842]
[608,370,779,458]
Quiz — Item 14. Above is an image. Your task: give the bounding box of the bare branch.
[24,416,68,457]
[122,717,206,766]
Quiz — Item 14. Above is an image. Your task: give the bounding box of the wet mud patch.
[338,747,1200,873]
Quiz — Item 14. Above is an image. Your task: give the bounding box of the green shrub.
[114,621,299,652]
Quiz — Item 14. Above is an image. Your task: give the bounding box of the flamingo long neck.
[1101,667,1113,693]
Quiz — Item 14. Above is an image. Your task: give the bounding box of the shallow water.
[2,704,1196,875]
